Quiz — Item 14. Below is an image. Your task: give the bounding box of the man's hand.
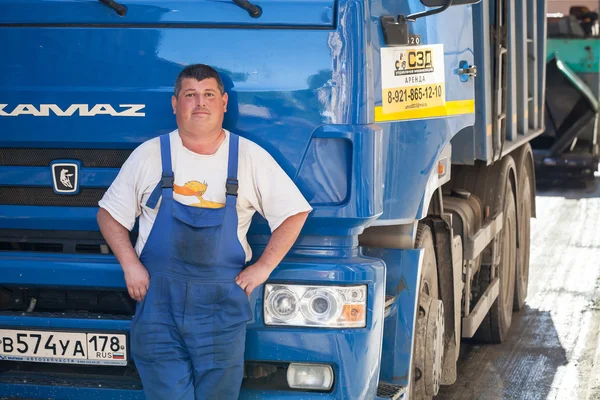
[235,262,272,296]
[123,261,150,302]
[97,208,149,302]
[234,211,309,296]
[97,208,150,302]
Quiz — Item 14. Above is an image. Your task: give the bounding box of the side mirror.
[421,0,480,6]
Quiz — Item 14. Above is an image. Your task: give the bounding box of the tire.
[514,165,532,311]
[474,181,517,344]
[411,225,444,400]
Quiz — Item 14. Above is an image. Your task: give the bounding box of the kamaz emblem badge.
[51,160,81,195]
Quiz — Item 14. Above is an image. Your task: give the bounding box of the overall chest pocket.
[171,203,225,267]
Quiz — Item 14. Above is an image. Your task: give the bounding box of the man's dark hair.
[174,64,225,98]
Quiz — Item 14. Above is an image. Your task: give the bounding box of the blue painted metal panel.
[0,0,482,398]
[506,0,518,142]
[527,0,539,129]
[295,137,351,205]
[0,254,385,399]
[371,1,476,107]
[452,0,492,164]
[370,0,476,222]
[217,256,386,399]
[0,253,125,288]
[377,115,473,223]
[0,206,99,230]
[0,386,348,400]
[0,0,336,27]
[0,12,382,234]
[0,167,118,187]
[0,315,130,331]
[0,385,144,400]
[455,0,547,164]
[0,1,479,229]
[537,0,547,129]
[240,390,336,399]
[0,29,333,150]
[280,124,383,236]
[363,247,422,386]
[515,0,529,135]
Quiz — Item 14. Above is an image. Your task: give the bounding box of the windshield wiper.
[99,0,258,19]
[233,0,262,18]
[98,0,128,17]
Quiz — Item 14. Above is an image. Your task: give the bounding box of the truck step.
[376,382,406,399]
[462,276,500,338]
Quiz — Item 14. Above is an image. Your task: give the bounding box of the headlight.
[264,284,367,328]
[265,288,298,321]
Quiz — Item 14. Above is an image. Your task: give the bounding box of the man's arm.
[97,208,149,302]
[235,211,309,295]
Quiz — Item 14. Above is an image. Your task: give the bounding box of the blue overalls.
[130,133,251,400]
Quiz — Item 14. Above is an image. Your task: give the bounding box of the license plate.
[0,329,128,366]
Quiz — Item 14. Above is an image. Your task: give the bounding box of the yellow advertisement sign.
[383,83,445,114]
[381,44,446,116]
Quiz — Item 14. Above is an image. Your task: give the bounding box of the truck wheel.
[514,165,532,311]
[412,225,444,400]
[474,181,517,343]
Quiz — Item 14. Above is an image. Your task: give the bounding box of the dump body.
[452,0,548,166]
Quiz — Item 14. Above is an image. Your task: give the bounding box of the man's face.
[171,77,228,135]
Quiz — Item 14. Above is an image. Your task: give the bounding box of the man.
[97,64,311,399]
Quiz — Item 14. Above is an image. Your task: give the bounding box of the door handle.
[458,61,477,82]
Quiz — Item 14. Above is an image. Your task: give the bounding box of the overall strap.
[226,133,239,198]
[146,134,174,208]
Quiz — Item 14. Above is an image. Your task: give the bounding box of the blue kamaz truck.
[0,0,547,399]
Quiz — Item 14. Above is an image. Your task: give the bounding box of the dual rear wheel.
[475,154,533,342]
[411,153,533,398]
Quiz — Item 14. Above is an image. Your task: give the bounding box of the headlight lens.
[264,284,367,328]
[265,288,298,321]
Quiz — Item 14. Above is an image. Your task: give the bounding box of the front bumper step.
[377,382,406,399]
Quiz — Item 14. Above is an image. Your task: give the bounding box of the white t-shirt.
[98,130,312,262]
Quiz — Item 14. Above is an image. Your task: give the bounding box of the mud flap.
[425,218,461,385]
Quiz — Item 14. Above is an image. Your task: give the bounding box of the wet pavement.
[436,177,600,400]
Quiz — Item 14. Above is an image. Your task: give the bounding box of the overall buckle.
[161,175,174,188]
[226,178,238,197]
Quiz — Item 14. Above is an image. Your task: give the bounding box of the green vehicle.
[532,7,600,179]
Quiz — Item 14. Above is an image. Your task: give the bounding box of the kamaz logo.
[0,104,146,117]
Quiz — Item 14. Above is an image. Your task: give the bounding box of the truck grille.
[0,229,137,254]
[0,148,132,168]
[0,288,136,317]
[0,311,132,321]
[0,187,105,207]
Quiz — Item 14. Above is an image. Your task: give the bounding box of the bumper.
[0,252,386,399]
[0,253,126,289]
